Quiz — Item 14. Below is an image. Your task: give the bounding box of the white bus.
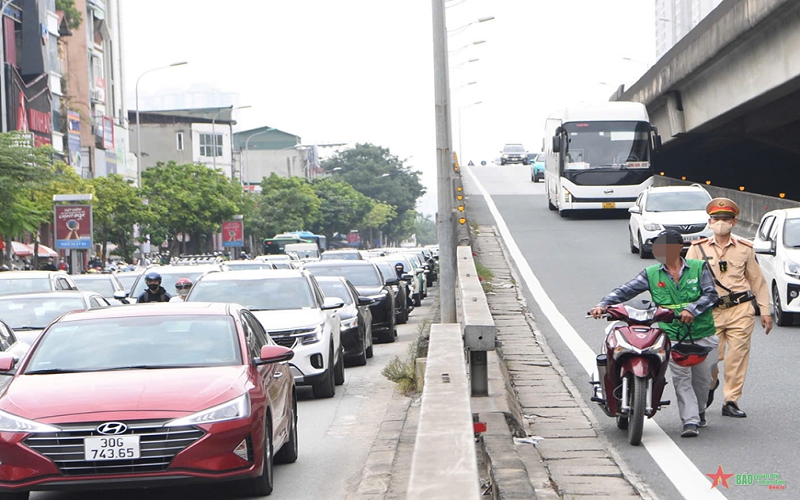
[544,102,661,217]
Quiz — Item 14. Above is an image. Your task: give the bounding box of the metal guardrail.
[456,246,496,397]
[406,324,480,500]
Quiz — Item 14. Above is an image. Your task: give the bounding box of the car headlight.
[563,188,572,202]
[165,394,250,427]
[297,325,323,345]
[643,222,662,231]
[0,409,60,433]
[341,317,358,329]
[785,260,800,279]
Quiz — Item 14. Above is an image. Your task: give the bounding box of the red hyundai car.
[0,302,297,499]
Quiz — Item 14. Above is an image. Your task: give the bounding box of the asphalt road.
[464,164,795,499]
[31,297,433,500]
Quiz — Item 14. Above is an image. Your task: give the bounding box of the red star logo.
[707,465,735,489]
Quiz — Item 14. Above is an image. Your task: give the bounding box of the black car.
[302,261,398,343]
[371,259,411,324]
[316,276,374,366]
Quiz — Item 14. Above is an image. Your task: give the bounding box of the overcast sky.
[121,0,656,217]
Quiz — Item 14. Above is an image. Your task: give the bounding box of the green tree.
[251,174,321,243]
[91,174,145,262]
[56,0,83,31]
[359,202,396,248]
[323,144,425,240]
[0,133,56,264]
[140,162,245,254]
[411,213,437,246]
[311,178,374,241]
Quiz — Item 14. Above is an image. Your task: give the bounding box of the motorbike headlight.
[0,410,60,433]
[341,317,358,329]
[643,334,668,362]
[166,394,250,427]
[643,221,662,231]
[612,331,641,359]
[784,260,800,279]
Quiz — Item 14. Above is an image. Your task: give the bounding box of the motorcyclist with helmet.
[137,272,172,303]
[170,278,193,302]
[590,230,719,438]
[395,262,414,309]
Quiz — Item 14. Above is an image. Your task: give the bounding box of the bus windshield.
[263,238,307,255]
[563,121,651,170]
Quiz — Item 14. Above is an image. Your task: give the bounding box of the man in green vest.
[591,230,719,438]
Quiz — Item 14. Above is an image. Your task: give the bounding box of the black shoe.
[707,379,719,407]
[681,424,699,437]
[722,401,747,418]
[699,412,707,428]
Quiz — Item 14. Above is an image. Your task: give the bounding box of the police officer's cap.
[706,197,739,217]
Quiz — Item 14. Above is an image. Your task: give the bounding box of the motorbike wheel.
[628,376,647,446]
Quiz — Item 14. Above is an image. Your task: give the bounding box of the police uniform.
[685,198,770,418]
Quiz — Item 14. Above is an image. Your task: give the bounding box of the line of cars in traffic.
[0,244,438,498]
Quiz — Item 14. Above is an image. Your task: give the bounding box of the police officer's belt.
[696,244,755,309]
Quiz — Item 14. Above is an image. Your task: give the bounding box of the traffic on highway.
[0,244,438,499]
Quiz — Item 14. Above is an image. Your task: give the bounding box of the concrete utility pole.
[432,0,456,323]
[0,0,18,133]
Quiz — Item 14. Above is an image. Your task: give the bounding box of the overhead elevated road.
[612,0,800,201]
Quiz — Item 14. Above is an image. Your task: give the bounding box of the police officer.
[686,197,772,419]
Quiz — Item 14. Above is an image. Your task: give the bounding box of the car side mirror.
[654,134,662,150]
[754,240,775,256]
[322,297,345,310]
[628,206,641,214]
[0,354,16,372]
[552,135,561,153]
[113,291,128,300]
[358,296,375,306]
[385,278,400,286]
[401,273,413,281]
[255,345,294,366]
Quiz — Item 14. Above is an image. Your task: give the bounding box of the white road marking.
[464,165,727,500]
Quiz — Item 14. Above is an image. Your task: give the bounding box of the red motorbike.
[588,302,674,446]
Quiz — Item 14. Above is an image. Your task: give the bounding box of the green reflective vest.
[645,260,716,341]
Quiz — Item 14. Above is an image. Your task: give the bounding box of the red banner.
[54,205,93,249]
[222,221,244,247]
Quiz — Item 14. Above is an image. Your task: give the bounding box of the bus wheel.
[559,209,571,218]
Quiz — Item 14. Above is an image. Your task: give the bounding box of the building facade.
[655,0,724,59]
[129,108,237,178]
[232,126,305,190]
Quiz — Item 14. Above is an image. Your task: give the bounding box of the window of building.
[199,133,223,157]
[47,34,59,74]
[176,132,184,151]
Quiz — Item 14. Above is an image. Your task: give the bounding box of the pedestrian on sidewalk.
[685,197,772,419]
[591,230,719,437]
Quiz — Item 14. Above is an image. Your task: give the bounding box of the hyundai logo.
[604,189,614,194]
[96,422,128,435]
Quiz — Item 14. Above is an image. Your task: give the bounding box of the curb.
[473,225,661,500]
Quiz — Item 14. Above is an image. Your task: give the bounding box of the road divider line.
[464,166,727,500]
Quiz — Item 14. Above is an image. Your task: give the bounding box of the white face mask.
[710,220,733,235]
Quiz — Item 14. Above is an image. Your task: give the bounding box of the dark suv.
[302,261,398,343]
[500,144,528,165]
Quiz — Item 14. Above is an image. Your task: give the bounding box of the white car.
[628,185,713,258]
[186,269,346,398]
[753,208,800,326]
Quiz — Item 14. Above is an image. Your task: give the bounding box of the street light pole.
[212,105,251,173]
[433,0,456,323]
[136,61,187,187]
[242,127,276,187]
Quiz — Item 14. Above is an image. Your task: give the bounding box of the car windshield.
[226,262,276,271]
[306,265,382,287]
[189,277,316,311]
[72,278,115,296]
[317,281,353,305]
[321,252,359,261]
[131,271,206,299]
[23,316,242,373]
[115,274,139,291]
[0,297,86,329]
[505,145,525,152]
[645,192,710,212]
[536,154,546,162]
[0,278,52,296]
[563,121,651,169]
[784,218,800,247]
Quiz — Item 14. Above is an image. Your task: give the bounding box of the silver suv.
[500,144,528,165]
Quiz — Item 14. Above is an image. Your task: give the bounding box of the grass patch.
[382,319,432,396]
[475,260,494,293]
